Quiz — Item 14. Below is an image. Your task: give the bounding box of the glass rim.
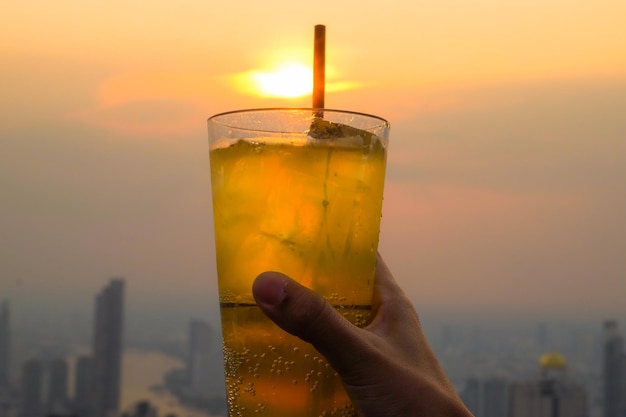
[207,107,390,134]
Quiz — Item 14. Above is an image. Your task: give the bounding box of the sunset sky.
[1,0,625,320]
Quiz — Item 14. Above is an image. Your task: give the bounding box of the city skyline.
[0,279,129,417]
[0,2,625,415]
[508,353,587,417]
[1,286,625,417]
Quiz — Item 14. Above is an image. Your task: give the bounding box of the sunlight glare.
[251,63,313,98]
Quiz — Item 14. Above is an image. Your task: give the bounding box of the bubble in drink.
[221,305,371,417]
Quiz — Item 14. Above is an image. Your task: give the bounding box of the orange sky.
[1,0,625,318]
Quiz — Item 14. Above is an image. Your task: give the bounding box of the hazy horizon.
[2,1,625,321]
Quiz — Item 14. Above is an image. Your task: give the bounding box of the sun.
[245,63,313,98]
[232,60,361,98]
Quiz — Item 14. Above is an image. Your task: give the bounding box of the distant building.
[0,389,13,417]
[92,279,125,417]
[460,377,481,416]
[603,320,626,417]
[73,356,94,417]
[122,401,158,417]
[188,320,213,399]
[483,377,508,417]
[46,357,69,414]
[509,352,587,417]
[460,376,508,417]
[20,359,43,417]
[0,301,10,389]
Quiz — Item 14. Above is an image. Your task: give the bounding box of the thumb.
[252,271,368,374]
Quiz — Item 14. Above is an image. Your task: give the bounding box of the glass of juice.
[208,108,389,417]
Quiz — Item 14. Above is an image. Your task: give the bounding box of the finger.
[252,271,374,373]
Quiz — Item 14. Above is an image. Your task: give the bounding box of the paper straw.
[313,24,325,117]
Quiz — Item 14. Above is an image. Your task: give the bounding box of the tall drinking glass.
[208,108,389,417]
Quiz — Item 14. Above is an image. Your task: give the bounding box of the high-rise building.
[483,377,508,417]
[20,359,43,417]
[0,391,12,417]
[187,320,213,399]
[73,356,94,417]
[47,357,69,414]
[92,279,125,417]
[509,352,587,417]
[460,376,508,417]
[603,320,625,417]
[460,377,481,416]
[0,301,10,389]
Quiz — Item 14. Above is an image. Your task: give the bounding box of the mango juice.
[210,128,387,417]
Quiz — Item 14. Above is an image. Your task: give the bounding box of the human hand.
[252,254,473,417]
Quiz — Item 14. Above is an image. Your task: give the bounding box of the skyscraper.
[603,320,625,417]
[482,377,508,417]
[460,376,509,417]
[47,357,69,414]
[20,359,43,417]
[92,279,125,417]
[73,356,94,417]
[0,301,10,389]
[509,352,587,417]
[188,320,213,399]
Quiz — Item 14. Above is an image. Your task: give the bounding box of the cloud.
[70,99,207,136]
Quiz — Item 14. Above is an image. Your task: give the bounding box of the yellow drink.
[208,109,388,417]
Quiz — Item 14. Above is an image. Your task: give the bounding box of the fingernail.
[253,272,287,306]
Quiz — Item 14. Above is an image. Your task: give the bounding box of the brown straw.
[313,24,326,117]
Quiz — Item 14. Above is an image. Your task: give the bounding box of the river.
[69,347,225,417]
